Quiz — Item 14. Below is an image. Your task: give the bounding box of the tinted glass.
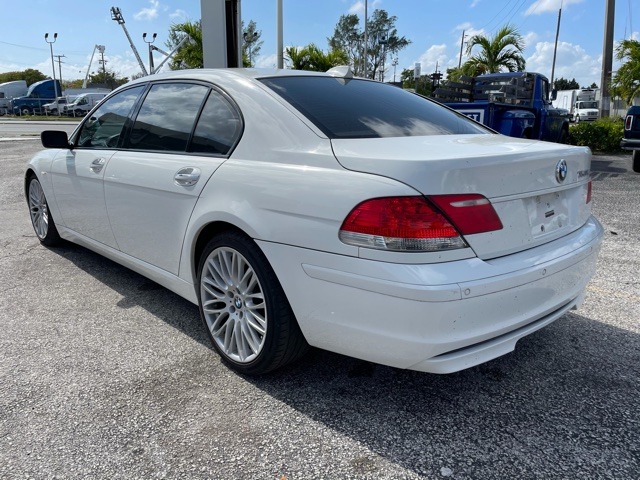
[128,83,209,152]
[190,90,242,155]
[77,86,144,148]
[260,77,489,139]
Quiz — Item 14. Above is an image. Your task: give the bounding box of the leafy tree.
[167,20,203,69]
[553,77,580,90]
[166,19,262,69]
[242,20,263,67]
[463,24,526,75]
[87,70,128,89]
[611,39,640,106]
[328,9,410,79]
[588,82,598,89]
[285,44,348,71]
[400,68,431,96]
[0,69,47,86]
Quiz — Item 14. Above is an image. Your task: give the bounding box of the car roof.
[121,67,365,91]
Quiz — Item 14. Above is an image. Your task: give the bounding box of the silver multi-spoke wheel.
[201,246,267,364]
[28,179,50,240]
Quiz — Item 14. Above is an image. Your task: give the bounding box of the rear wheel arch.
[193,221,251,281]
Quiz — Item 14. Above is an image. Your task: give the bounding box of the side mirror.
[41,130,71,149]
[551,89,557,101]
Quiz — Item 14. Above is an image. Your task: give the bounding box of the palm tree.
[167,21,203,70]
[285,44,348,72]
[464,24,526,75]
[611,39,640,106]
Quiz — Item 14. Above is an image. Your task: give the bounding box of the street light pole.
[143,33,157,74]
[243,31,258,67]
[44,33,59,115]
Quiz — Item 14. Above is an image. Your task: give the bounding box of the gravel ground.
[1,138,638,479]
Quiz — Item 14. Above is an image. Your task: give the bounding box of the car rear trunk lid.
[331,134,594,260]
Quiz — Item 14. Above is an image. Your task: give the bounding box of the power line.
[477,0,518,32]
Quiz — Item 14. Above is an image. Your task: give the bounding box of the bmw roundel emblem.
[555,159,568,183]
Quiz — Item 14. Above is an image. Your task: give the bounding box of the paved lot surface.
[0,136,638,479]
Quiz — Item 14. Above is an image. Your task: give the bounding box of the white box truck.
[0,80,28,115]
[552,88,599,123]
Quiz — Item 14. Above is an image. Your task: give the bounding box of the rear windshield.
[260,76,489,139]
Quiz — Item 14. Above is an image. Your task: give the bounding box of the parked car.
[621,105,640,172]
[25,68,603,375]
[43,96,72,115]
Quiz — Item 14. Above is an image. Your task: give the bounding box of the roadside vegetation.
[568,118,624,153]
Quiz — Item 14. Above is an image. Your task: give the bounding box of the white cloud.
[169,9,188,21]
[256,53,278,69]
[526,41,601,86]
[134,0,160,21]
[525,0,584,16]
[348,0,382,15]
[470,0,481,7]
[416,44,449,75]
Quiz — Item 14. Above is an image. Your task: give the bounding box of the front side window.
[190,90,242,155]
[260,76,489,139]
[77,86,145,148]
[127,83,209,152]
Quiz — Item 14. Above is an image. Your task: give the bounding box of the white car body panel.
[103,150,225,275]
[50,149,119,249]
[25,68,604,374]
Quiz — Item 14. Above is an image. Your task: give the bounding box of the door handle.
[90,157,106,173]
[174,167,201,187]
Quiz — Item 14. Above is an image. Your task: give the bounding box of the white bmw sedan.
[26,68,603,375]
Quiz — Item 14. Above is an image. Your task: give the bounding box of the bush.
[568,117,624,153]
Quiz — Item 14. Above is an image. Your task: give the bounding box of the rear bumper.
[258,216,603,373]
[620,138,640,151]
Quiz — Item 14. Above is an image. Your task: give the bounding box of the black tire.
[21,107,31,116]
[558,127,569,144]
[27,176,61,246]
[633,150,640,173]
[197,231,308,375]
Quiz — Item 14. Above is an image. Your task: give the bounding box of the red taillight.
[586,180,592,204]
[625,115,633,130]
[339,195,502,252]
[428,194,504,235]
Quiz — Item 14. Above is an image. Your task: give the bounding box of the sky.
[0,0,637,88]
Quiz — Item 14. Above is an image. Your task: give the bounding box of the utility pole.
[276,0,283,68]
[363,0,368,78]
[600,0,615,119]
[54,54,66,89]
[143,33,157,74]
[98,45,107,87]
[550,7,562,88]
[458,30,465,68]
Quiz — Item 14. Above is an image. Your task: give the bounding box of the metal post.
[276,0,283,68]
[363,0,368,78]
[550,8,562,88]
[45,33,59,115]
[458,30,465,68]
[600,0,615,118]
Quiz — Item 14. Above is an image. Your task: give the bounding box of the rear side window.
[127,83,209,152]
[260,76,489,139]
[76,86,144,148]
[190,90,242,155]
